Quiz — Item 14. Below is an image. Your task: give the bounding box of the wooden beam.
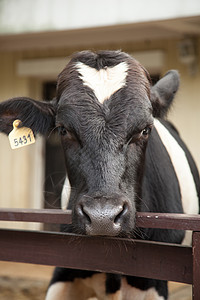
[192,232,200,299]
[136,212,200,231]
[1,209,200,231]
[0,208,71,224]
[0,229,192,284]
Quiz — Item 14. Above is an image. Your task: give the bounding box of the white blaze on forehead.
[76,61,128,103]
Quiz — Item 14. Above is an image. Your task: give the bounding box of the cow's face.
[0,50,179,237]
[56,51,152,237]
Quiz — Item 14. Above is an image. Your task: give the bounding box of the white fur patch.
[45,282,71,300]
[76,62,128,103]
[61,176,71,210]
[82,273,106,300]
[154,119,199,244]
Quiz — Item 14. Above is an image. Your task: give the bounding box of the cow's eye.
[127,126,152,145]
[58,126,68,136]
[141,126,152,137]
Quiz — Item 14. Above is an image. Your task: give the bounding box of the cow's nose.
[76,197,129,236]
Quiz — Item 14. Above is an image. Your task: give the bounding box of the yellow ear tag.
[8,120,35,149]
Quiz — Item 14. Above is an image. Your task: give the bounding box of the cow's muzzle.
[75,195,132,236]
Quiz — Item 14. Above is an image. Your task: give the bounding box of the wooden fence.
[0,209,200,299]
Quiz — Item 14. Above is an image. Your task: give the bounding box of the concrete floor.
[0,261,192,300]
[169,282,192,300]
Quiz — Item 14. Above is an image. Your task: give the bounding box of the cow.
[0,50,199,300]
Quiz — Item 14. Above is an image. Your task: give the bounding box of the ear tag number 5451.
[9,120,35,149]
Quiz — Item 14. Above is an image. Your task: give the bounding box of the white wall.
[1,0,200,34]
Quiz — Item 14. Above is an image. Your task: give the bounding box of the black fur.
[49,267,96,285]
[0,97,55,135]
[126,276,168,298]
[141,125,184,244]
[106,274,121,294]
[150,70,180,118]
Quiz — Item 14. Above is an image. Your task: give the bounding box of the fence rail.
[0,209,200,299]
[1,208,200,230]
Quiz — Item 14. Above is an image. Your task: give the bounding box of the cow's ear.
[150,70,180,118]
[0,97,56,135]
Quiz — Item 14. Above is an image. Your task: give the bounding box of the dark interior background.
[43,82,66,231]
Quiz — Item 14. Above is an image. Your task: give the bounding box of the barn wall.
[0,36,199,229]
[0,52,44,229]
[166,39,200,170]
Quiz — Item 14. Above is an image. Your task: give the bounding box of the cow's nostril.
[114,204,128,224]
[79,204,91,225]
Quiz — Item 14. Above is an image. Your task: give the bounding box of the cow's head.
[0,50,179,237]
